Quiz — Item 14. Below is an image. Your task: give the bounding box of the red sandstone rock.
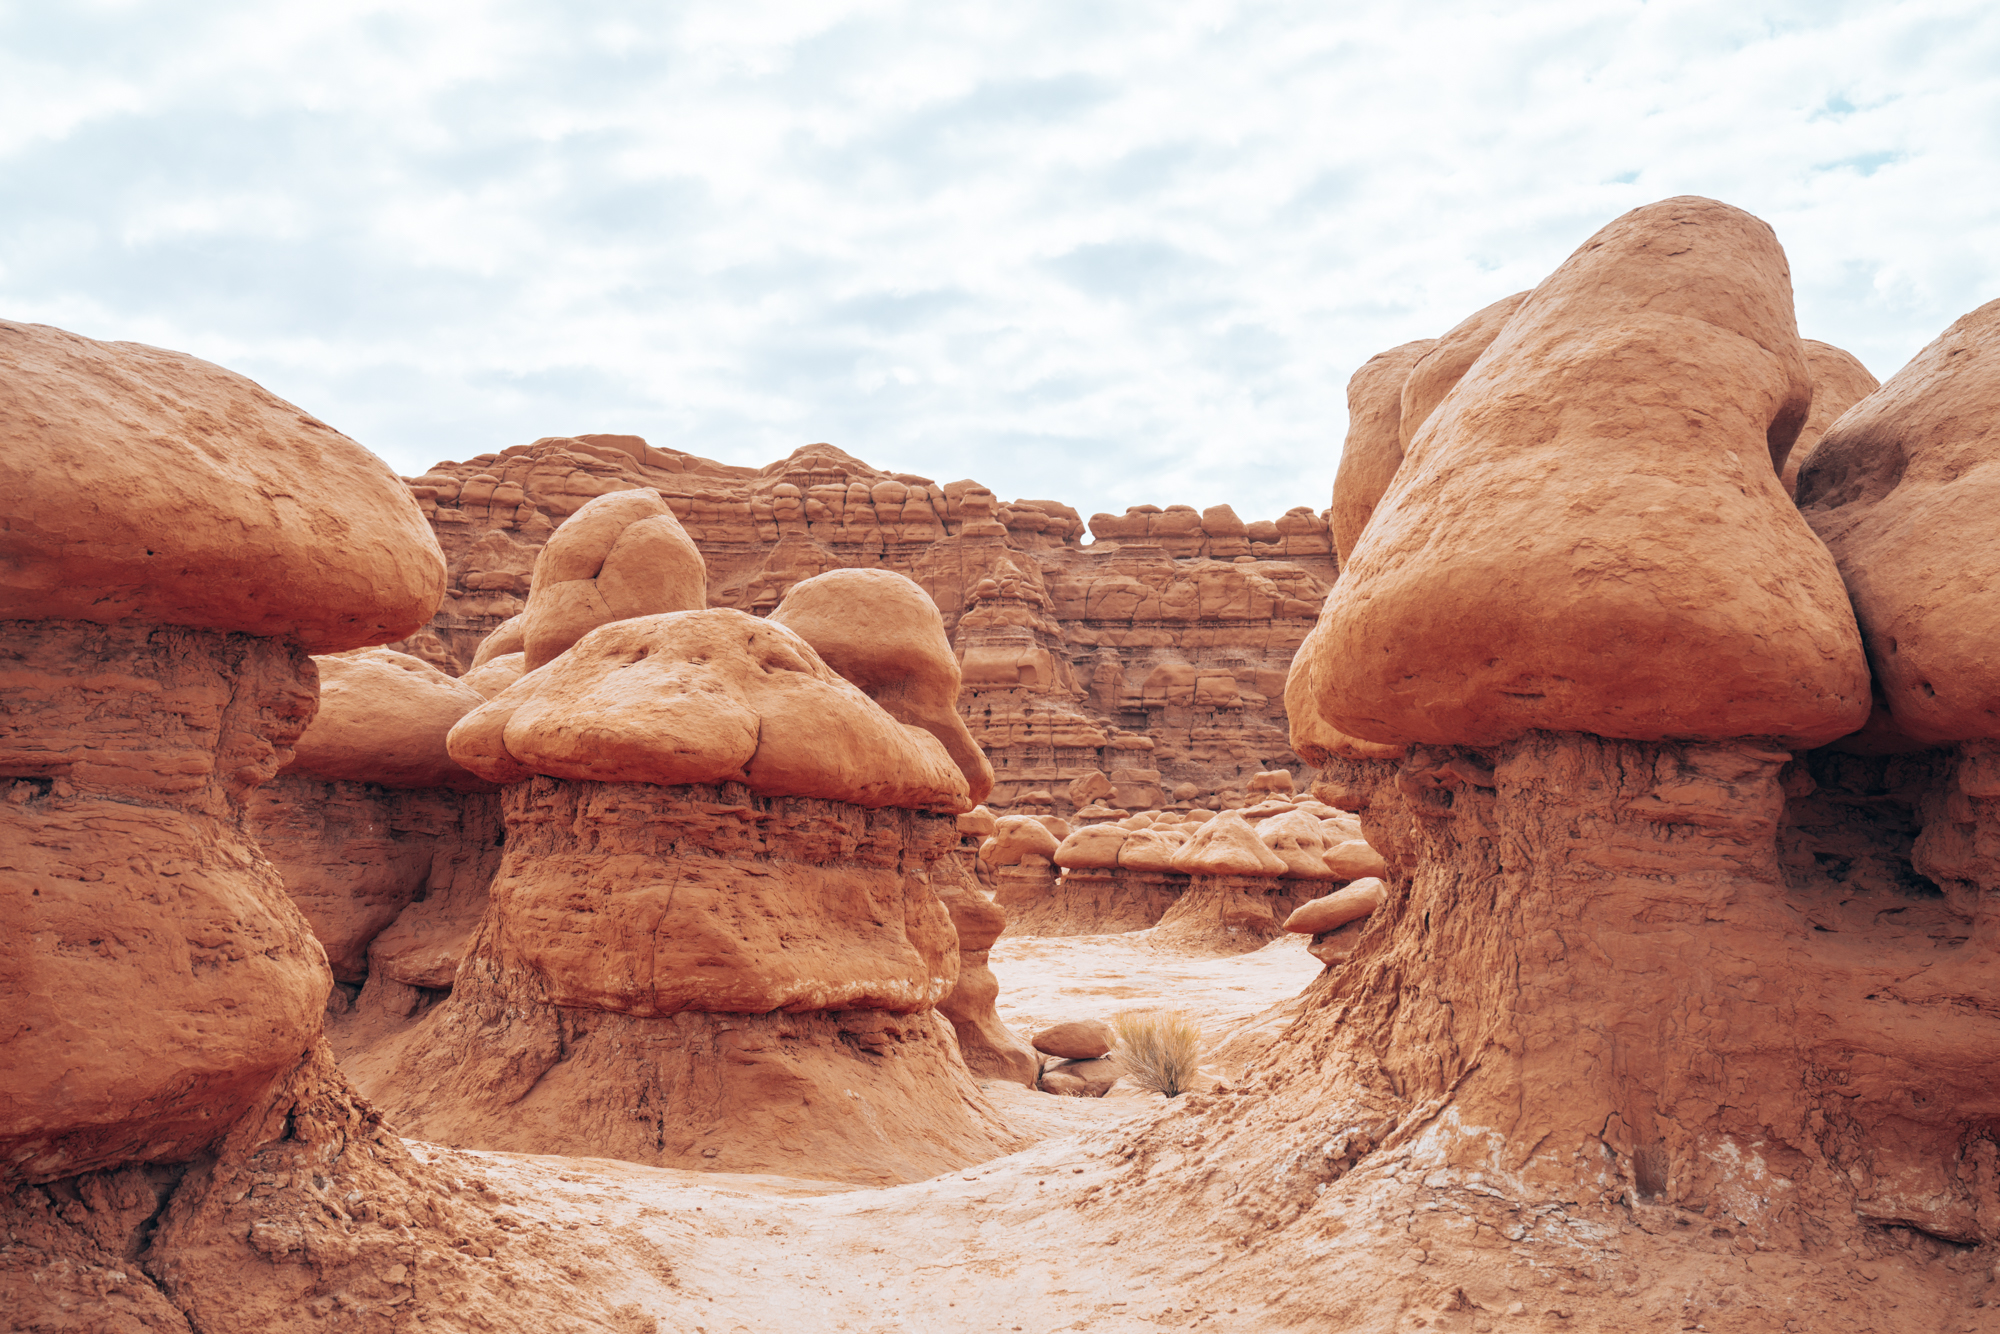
[284,647,492,791]
[1039,1054,1126,1098]
[1307,197,1869,748]
[519,487,705,671]
[1053,823,1128,869]
[983,815,1061,866]
[772,567,995,803]
[448,609,970,811]
[1170,811,1286,877]
[0,320,443,651]
[1032,1020,1114,1060]
[1780,339,1880,495]
[347,780,1016,1182]
[397,437,1330,818]
[1797,299,2000,746]
[1397,290,1530,452]
[933,870,1040,1087]
[1321,837,1388,880]
[1330,339,1435,563]
[1255,809,1337,878]
[1282,879,1386,934]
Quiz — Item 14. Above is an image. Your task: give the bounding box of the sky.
[2,0,1997,526]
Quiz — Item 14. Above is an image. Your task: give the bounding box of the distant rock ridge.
[393,436,1339,813]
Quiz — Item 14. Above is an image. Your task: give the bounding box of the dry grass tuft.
[1112,1010,1203,1097]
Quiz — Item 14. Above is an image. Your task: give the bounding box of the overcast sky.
[3,1,1996,524]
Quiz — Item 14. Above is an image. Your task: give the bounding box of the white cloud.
[0,0,1995,524]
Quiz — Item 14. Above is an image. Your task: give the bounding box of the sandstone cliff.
[389,438,1336,813]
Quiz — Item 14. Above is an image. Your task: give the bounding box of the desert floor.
[395,932,1322,1333]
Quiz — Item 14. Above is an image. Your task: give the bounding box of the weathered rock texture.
[0,621,325,1180]
[250,777,502,986]
[1160,202,2000,1324]
[1797,298,2000,748]
[447,608,970,811]
[932,861,1041,1086]
[0,325,597,1334]
[350,780,1017,1182]
[0,320,444,651]
[1782,338,1882,496]
[250,646,499,990]
[390,439,1337,812]
[1306,196,1869,749]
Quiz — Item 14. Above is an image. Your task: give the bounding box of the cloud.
[1,0,1996,526]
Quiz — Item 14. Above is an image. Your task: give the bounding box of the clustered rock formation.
[340,509,1018,1183]
[391,438,1336,818]
[991,775,1384,947]
[0,322,644,1331]
[1225,198,2000,1264]
[6,189,1999,1332]
[251,647,500,1002]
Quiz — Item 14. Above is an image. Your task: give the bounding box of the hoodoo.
[1256,198,2000,1249]
[0,322,623,1333]
[353,551,1015,1184]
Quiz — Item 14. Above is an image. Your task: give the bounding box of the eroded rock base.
[1003,867,1189,937]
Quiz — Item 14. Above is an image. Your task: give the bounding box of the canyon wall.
[390,438,1336,813]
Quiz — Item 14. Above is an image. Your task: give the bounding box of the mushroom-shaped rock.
[0,320,444,650]
[957,805,998,838]
[1306,197,1869,749]
[1330,338,1435,563]
[1117,828,1187,872]
[284,648,492,791]
[981,814,1061,867]
[1247,769,1296,797]
[1,322,445,1183]
[1033,1020,1114,1061]
[1781,340,1880,496]
[1284,879,1387,934]
[1054,823,1129,870]
[1169,811,1287,877]
[1797,299,2000,745]
[1398,290,1531,451]
[518,488,705,671]
[448,609,969,812]
[1256,809,1337,879]
[771,567,995,804]
[1040,1055,1127,1098]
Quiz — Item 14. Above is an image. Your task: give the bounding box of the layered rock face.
[1247,199,1999,1257]
[392,439,1336,812]
[354,564,1015,1183]
[251,647,500,988]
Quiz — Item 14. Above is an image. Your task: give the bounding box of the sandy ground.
[383,932,1326,1332]
[987,930,1321,1040]
[359,931,1993,1333]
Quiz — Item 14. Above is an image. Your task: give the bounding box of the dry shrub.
[1113,1009,1203,1097]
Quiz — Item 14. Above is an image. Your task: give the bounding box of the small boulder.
[1284,879,1387,934]
[1032,1020,1114,1060]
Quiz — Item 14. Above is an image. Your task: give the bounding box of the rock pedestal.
[0,621,326,1181]
[355,780,1016,1184]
